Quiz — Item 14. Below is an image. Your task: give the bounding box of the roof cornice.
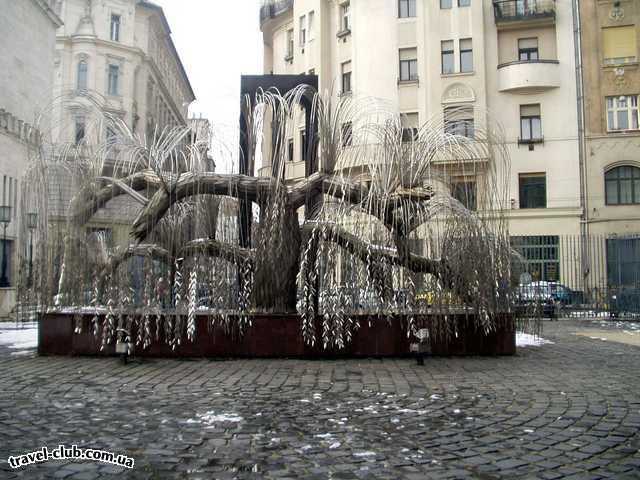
[32,0,64,28]
[137,0,196,102]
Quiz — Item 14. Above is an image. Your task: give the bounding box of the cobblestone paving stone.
[0,319,639,479]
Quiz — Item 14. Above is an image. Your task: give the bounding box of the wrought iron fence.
[511,234,640,319]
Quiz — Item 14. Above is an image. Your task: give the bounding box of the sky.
[158,0,265,172]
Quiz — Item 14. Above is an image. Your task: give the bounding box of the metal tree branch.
[102,240,253,281]
[71,170,161,226]
[181,238,254,265]
[301,223,444,276]
[131,172,279,242]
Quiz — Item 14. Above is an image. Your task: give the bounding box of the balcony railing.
[497,59,560,93]
[493,0,555,24]
[260,0,294,26]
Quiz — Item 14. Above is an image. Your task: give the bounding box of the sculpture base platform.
[38,313,516,358]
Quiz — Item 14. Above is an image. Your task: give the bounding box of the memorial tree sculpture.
[18,87,521,350]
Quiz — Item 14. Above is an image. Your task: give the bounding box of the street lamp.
[27,213,37,287]
[0,206,12,288]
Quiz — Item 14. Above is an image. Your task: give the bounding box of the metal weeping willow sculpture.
[17,85,530,353]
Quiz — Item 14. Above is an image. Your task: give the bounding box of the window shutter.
[520,104,541,116]
[518,37,538,49]
[399,48,417,61]
[460,38,472,51]
[603,26,637,60]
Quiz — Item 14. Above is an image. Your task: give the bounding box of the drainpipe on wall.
[572,0,590,291]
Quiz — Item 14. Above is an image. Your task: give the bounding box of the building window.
[401,113,418,142]
[308,11,315,40]
[452,180,477,211]
[286,29,294,59]
[511,236,560,282]
[444,106,474,138]
[402,127,418,142]
[605,166,640,205]
[75,118,86,145]
[107,64,119,96]
[110,14,121,42]
[520,104,542,141]
[341,2,351,32]
[519,173,546,209]
[399,48,418,82]
[459,38,473,73]
[342,122,353,147]
[299,15,306,46]
[441,40,455,74]
[607,237,640,287]
[518,38,539,61]
[0,240,13,287]
[606,95,639,131]
[399,0,416,18]
[300,130,307,161]
[287,139,294,163]
[458,0,471,6]
[440,0,452,9]
[341,61,352,94]
[77,60,88,91]
[1,176,16,221]
[602,25,637,65]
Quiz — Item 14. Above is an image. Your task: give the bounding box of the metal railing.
[260,0,294,26]
[493,0,556,23]
[512,234,640,319]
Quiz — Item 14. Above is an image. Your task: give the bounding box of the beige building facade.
[260,0,584,286]
[578,0,640,290]
[52,0,195,148]
[580,0,640,235]
[0,0,63,316]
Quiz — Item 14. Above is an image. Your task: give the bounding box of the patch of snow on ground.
[353,452,376,457]
[397,408,428,415]
[192,411,243,425]
[0,322,38,351]
[516,333,554,347]
[11,350,34,356]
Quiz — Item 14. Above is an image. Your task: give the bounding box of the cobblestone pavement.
[1,319,639,479]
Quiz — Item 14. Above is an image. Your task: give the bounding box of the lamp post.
[0,206,12,288]
[27,213,37,287]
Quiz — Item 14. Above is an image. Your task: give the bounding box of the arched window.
[77,60,88,91]
[605,166,640,205]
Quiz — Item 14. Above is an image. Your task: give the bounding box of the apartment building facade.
[52,0,195,148]
[260,0,583,285]
[579,0,640,289]
[0,0,63,316]
[48,0,196,253]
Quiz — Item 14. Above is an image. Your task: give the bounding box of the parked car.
[517,281,579,305]
[516,281,572,318]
